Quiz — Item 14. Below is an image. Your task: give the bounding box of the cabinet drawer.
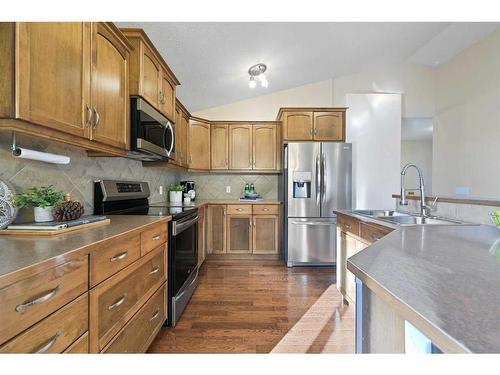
[337,214,360,237]
[0,293,88,353]
[252,204,279,215]
[64,332,89,353]
[360,222,392,244]
[227,204,252,215]
[102,284,165,353]
[141,223,167,256]
[0,256,88,345]
[90,232,141,287]
[90,246,166,351]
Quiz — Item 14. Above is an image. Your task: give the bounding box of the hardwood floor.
[148,260,354,354]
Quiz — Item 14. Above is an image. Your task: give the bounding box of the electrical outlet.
[226,186,231,193]
[159,185,164,195]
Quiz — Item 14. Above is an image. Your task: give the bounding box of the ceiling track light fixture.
[248,63,268,88]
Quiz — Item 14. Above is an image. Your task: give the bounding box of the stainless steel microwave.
[129,97,175,161]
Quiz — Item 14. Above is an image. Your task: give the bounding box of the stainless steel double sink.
[352,210,467,226]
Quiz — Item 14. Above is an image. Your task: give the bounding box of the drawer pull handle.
[236,208,243,211]
[343,224,351,229]
[372,236,381,242]
[263,208,269,211]
[15,284,62,312]
[110,251,128,262]
[108,294,127,310]
[149,309,160,321]
[149,266,160,275]
[34,330,61,354]
[153,234,161,241]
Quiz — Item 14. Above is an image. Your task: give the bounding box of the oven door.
[130,97,175,160]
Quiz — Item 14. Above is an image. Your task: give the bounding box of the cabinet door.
[252,215,279,254]
[172,105,182,165]
[313,111,344,141]
[197,206,206,267]
[211,124,228,170]
[141,47,160,108]
[229,124,252,170]
[227,215,252,254]
[253,124,277,170]
[16,22,91,138]
[345,233,359,304]
[91,23,128,149]
[206,205,226,254]
[188,120,210,170]
[159,73,175,121]
[180,114,189,166]
[283,112,313,140]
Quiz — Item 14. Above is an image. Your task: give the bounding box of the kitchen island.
[347,223,500,353]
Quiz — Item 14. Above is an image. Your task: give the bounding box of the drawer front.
[227,204,252,215]
[360,222,392,244]
[0,256,88,345]
[0,293,88,353]
[253,204,279,215]
[141,223,167,256]
[337,214,360,237]
[90,232,141,287]
[90,246,166,351]
[103,284,166,353]
[64,332,89,353]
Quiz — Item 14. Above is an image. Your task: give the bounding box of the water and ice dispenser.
[292,172,312,198]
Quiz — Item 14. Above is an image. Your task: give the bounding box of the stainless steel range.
[94,179,199,326]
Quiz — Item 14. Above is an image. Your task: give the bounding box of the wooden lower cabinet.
[207,205,227,254]
[0,294,88,353]
[252,215,279,254]
[64,332,89,353]
[89,245,166,352]
[227,215,253,254]
[102,284,166,353]
[206,204,281,257]
[198,206,206,266]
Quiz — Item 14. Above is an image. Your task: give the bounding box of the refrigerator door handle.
[322,154,326,203]
[315,153,321,205]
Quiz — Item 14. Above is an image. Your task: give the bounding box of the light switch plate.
[226,186,231,193]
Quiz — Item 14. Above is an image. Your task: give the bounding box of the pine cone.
[52,194,84,222]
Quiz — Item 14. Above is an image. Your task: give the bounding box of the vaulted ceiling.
[118,22,499,112]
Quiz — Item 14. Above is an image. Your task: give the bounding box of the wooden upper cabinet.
[211,124,228,170]
[180,114,189,167]
[141,49,161,108]
[253,124,277,170]
[16,22,92,138]
[188,119,210,170]
[229,124,253,170]
[313,111,344,141]
[283,112,313,140]
[159,73,175,121]
[120,28,180,123]
[90,23,129,149]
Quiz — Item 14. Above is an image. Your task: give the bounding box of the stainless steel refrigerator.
[283,142,352,267]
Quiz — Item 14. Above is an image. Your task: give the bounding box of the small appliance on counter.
[180,181,196,201]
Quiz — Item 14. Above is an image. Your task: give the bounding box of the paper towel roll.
[12,147,70,164]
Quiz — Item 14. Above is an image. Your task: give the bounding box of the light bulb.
[260,77,268,88]
[248,76,256,88]
[258,73,266,82]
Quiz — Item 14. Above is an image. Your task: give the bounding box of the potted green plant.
[168,184,184,203]
[12,185,65,222]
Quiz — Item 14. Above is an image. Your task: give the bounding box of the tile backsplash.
[0,133,280,220]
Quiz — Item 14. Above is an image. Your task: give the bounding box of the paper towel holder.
[10,132,71,165]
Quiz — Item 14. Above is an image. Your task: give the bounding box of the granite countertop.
[347,224,500,353]
[0,215,170,286]
[150,199,283,208]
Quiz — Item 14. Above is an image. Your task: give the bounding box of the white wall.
[193,79,333,120]
[433,28,500,198]
[346,93,402,209]
[401,140,433,194]
[332,63,436,118]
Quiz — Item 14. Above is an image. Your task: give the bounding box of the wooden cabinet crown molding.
[276,107,348,121]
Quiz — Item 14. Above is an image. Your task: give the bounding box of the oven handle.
[174,268,199,301]
[172,215,199,236]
